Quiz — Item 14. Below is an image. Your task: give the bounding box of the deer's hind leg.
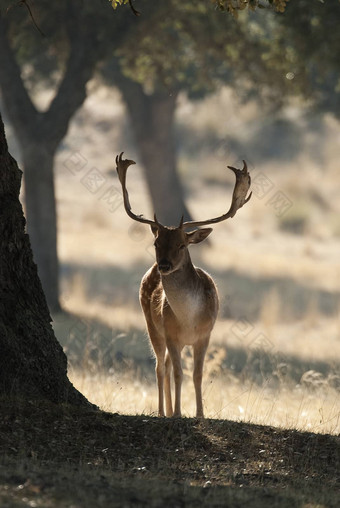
[166,339,184,417]
[193,336,210,418]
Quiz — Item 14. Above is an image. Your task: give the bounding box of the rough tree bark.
[117,78,192,225]
[0,6,103,311]
[0,113,89,404]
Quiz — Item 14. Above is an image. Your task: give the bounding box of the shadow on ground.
[1,401,339,507]
[52,308,340,392]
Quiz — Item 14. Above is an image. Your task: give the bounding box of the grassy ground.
[0,400,339,507]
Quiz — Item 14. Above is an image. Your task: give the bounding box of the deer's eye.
[179,244,186,250]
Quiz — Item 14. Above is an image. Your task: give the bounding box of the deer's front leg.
[164,350,173,417]
[147,325,167,417]
[155,354,165,417]
[166,340,183,417]
[193,337,210,418]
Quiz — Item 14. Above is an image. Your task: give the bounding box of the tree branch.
[43,6,103,147]
[8,0,46,37]
[0,4,103,151]
[0,14,39,141]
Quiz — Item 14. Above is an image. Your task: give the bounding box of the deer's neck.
[161,255,203,320]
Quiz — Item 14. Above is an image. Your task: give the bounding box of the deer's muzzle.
[158,260,173,274]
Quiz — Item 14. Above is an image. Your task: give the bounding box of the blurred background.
[1,0,340,432]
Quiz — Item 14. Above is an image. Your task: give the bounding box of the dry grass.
[68,357,340,435]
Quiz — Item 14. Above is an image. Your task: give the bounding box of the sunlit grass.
[69,367,340,435]
[58,253,340,437]
[58,226,340,437]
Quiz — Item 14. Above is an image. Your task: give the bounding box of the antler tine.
[182,160,252,229]
[115,152,159,227]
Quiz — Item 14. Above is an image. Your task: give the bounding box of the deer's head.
[151,218,212,275]
[115,152,252,275]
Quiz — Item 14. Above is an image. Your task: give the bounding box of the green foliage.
[109,0,290,16]
[110,0,129,9]
[112,0,270,97]
[263,0,340,116]
[3,0,340,117]
[109,0,140,16]
[214,0,289,16]
[0,0,294,102]
[0,0,128,88]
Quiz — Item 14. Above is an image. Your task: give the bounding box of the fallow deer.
[116,152,251,418]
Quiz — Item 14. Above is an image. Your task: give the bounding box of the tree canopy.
[111,0,289,16]
[269,0,340,116]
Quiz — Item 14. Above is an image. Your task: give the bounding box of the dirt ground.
[0,399,339,507]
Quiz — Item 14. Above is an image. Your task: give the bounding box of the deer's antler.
[116,152,159,227]
[116,153,251,229]
[182,160,252,229]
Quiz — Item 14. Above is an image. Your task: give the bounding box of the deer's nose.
[158,259,172,274]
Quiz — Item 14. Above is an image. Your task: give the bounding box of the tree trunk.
[118,79,192,225]
[0,7,104,311]
[22,142,60,312]
[0,113,89,405]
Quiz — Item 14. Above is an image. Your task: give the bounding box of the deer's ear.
[186,228,212,244]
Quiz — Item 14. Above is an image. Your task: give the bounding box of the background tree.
[0,0,125,311]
